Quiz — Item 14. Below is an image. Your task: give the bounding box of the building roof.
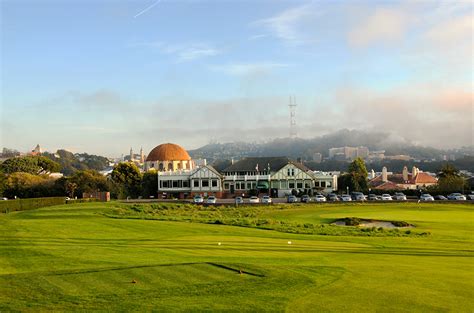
[146,143,191,162]
[369,170,437,188]
[370,180,402,190]
[222,157,309,173]
[413,172,438,184]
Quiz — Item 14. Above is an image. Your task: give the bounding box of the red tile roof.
[413,172,438,184]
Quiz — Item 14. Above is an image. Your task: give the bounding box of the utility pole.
[289,96,297,139]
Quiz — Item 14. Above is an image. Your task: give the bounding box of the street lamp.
[346,186,349,195]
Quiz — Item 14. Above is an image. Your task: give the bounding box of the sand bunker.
[332,219,413,229]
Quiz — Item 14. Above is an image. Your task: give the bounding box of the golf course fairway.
[0,202,472,312]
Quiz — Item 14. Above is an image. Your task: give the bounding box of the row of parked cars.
[290,192,472,203]
[193,192,473,204]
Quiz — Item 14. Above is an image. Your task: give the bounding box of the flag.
[255,164,259,171]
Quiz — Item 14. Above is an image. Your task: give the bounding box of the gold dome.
[146,143,191,162]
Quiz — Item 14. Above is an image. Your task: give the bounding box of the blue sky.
[1,0,472,156]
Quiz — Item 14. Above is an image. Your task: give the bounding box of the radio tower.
[289,96,297,138]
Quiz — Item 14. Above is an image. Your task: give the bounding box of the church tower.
[140,147,145,163]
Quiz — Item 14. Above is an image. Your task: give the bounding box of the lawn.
[0,202,473,312]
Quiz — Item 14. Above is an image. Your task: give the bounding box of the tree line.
[0,156,157,199]
[0,155,470,200]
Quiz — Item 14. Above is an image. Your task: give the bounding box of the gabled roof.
[413,172,437,184]
[371,180,402,190]
[222,157,299,173]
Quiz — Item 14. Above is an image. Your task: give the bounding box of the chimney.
[370,169,375,179]
[402,166,408,181]
[412,166,417,178]
[382,166,388,182]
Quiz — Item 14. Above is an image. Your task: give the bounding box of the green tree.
[0,170,6,197]
[0,156,60,175]
[3,172,56,198]
[111,162,142,199]
[141,170,158,198]
[436,164,466,193]
[68,170,109,197]
[65,182,78,198]
[339,157,369,192]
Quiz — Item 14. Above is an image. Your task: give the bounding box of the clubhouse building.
[145,143,337,199]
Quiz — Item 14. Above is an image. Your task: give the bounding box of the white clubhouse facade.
[148,145,337,198]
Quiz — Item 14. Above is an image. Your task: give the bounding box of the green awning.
[256,181,269,189]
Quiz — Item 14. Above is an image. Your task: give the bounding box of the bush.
[344,217,361,226]
[392,221,410,227]
[0,197,66,213]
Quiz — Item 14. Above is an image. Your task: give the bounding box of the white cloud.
[252,3,323,45]
[211,62,289,76]
[133,41,222,62]
[348,7,410,47]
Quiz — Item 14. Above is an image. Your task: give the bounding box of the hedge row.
[0,197,101,213]
[0,197,66,213]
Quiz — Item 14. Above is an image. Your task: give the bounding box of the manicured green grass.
[0,202,473,312]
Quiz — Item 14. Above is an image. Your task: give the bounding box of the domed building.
[145,143,195,172]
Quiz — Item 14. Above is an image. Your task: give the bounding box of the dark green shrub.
[0,197,66,213]
[392,221,410,227]
[344,217,361,226]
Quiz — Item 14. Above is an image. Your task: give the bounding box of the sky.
[1,0,473,157]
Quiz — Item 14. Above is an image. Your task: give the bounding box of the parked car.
[1,197,7,201]
[327,193,339,201]
[341,194,352,202]
[447,193,466,201]
[351,192,365,201]
[301,195,311,203]
[207,196,217,204]
[287,195,298,203]
[381,194,393,201]
[434,195,448,201]
[249,196,260,204]
[420,194,434,201]
[467,193,474,200]
[368,194,378,201]
[262,195,272,204]
[393,192,407,201]
[193,195,204,204]
[314,195,327,202]
[235,196,244,204]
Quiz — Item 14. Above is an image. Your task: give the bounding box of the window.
[321,181,326,188]
[168,163,173,171]
[297,182,303,189]
[150,163,154,168]
[193,180,199,188]
[202,180,209,187]
[305,182,310,188]
[289,182,295,189]
[183,181,189,188]
[287,169,291,176]
[173,181,178,188]
[315,181,320,187]
[247,183,252,189]
[280,181,288,188]
[212,180,218,187]
[287,168,295,176]
[224,183,229,190]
